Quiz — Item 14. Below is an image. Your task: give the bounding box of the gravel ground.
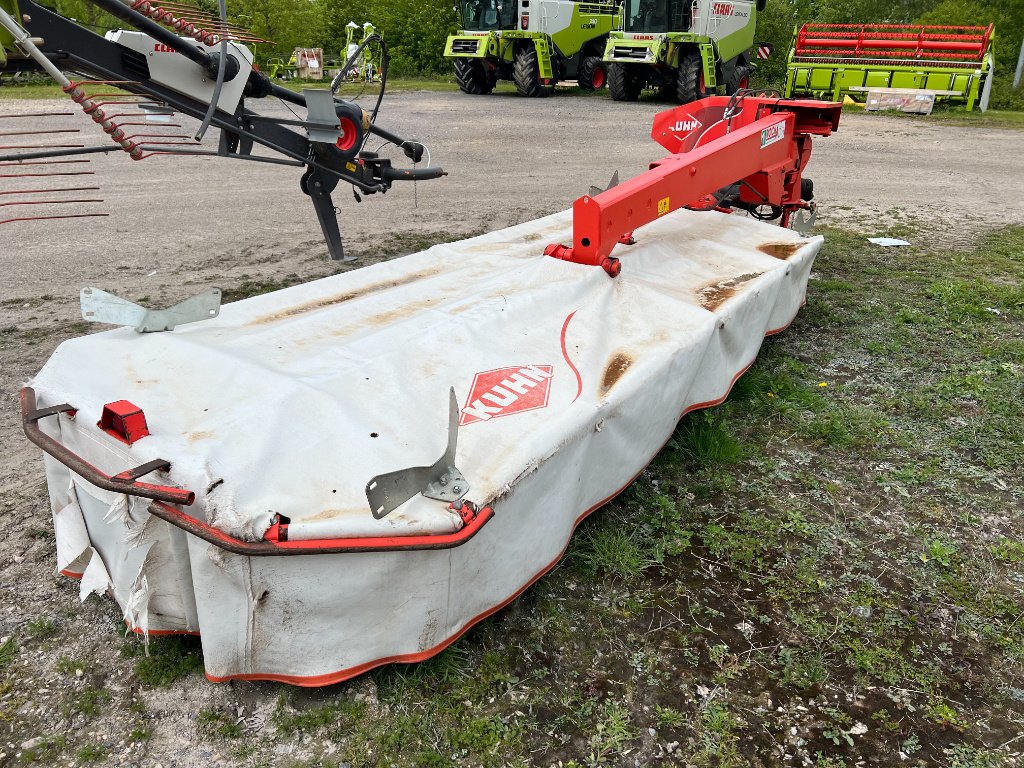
[0,89,1022,767]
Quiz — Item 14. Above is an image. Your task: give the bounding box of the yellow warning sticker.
[346,162,357,172]
[657,197,671,216]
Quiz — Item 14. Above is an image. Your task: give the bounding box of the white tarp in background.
[31,207,822,684]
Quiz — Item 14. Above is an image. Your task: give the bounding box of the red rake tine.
[0,186,101,196]
[1,213,110,225]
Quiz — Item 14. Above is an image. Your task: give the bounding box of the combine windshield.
[623,0,689,32]
[461,0,518,31]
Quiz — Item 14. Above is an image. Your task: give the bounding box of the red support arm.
[545,96,842,277]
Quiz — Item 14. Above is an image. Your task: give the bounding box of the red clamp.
[449,499,479,525]
[544,243,621,278]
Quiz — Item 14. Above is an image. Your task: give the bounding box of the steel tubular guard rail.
[148,500,495,556]
[21,386,195,505]
[23,387,493,555]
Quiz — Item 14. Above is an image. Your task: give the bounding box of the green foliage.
[0,638,17,671]
[121,636,205,687]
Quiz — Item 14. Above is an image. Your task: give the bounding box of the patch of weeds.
[197,708,243,738]
[587,699,638,765]
[571,523,662,580]
[121,635,204,687]
[992,538,1024,564]
[26,617,56,641]
[655,705,686,729]
[21,734,66,762]
[128,725,150,742]
[671,411,744,467]
[71,686,112,718]
[0,637,17,670]
[924,698,964,729]
[55,656,86,676]
[689,702,743,767]
[946,743,1006,768]
[778,646,830,689]
[75,743,106,763]
[221,273,305,302]
[271,695,366,736]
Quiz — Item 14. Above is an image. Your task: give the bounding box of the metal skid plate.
[81,287,221,332]
[365,388,469,519]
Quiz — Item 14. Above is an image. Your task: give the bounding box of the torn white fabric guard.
[79,548,112,602]
[54,495,90,574]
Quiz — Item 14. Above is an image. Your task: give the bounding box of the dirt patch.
[600,352,633,396]
[758,241,802,259]
[696,272,762,311]
[250,268,439,325]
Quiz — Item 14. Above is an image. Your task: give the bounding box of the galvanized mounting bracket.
[792,203,818,236]
[80,287,221,332]
[589,170,619,197]
[303,89,343,144]
[365,388,469,519]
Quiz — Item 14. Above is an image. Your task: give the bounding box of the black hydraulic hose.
[83,0,237,80]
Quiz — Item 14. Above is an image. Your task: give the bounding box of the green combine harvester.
[444,1,620,96]
[784,23,995,111]
[603,0,765,103]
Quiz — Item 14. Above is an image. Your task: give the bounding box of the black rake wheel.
[454,59,494,95]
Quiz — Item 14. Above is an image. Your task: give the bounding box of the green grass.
[121,636,204,687]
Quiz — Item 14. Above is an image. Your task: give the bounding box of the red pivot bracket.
[544,243,621,278]
[98,399,150,444]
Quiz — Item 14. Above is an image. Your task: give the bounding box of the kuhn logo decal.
[760,122,786,148]
[670,118,702,133]
[460,365,553,425]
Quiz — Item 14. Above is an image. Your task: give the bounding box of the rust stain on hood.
[601,352,633,396]
[250,268,440,325]
[697,272,763,312]
[758,242,802,259]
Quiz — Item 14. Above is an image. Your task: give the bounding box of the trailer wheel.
[454,59,494,95]
[513,45,552,97]
[676,49,708,104]
[577,55,607,91]
[608,63,642,102]
[726,64,751,95]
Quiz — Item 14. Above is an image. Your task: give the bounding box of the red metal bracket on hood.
[546,95,842,277]
[21,387,195,506]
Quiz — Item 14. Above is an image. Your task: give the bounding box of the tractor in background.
[444,0,620,96]
[604,0,765,103]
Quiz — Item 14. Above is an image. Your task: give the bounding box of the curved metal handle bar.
[21,387,196,506]
[148,500,495,556]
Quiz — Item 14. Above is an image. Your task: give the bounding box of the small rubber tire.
[577,55,607,91]
[726,64,751,96]
[608,63,642,102]
[676,49,708,104]
[455,59,494,95]
[513,45,553,97]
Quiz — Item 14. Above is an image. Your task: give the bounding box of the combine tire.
[676,49,708,104]
[513,45,552,97]
[608,63,642,102]
[577,55,607,90]
[455,59,494,95]
[726,64,751,95]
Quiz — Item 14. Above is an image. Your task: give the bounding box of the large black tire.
[608,63,642,102]
[454,59,494,95]
[513,45,552,97]
[676,49,708,104]
[577,55,607,91]
[726,63,751,95]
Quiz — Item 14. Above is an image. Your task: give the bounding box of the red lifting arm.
[545,95,842,277]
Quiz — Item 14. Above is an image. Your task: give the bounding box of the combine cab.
[444,0,619,96]
[604,0,765,103]
[784,23,996,111]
